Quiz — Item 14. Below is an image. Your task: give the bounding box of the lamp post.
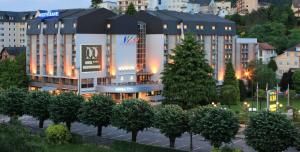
[244,70,254,112]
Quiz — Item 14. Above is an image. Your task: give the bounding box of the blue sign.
[38,11,59,19]
[123,36,139,44]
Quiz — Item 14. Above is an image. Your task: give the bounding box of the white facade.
[98,1,118,10]
[0,21,27,51]
[148,0,201,13]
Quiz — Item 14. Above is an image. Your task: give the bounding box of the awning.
[96,84,163,93]
[41,86,57,91]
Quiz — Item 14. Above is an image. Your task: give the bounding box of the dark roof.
[0,11,35,22]
[27,8,116,35]
[286,43,300,52]
[135,10,236,35]
[189,0,211,5]
[1,47,26,56]
[293,0,300,8]
[107,14,142,34]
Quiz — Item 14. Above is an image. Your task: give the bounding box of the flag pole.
[287,84,290,107]
[276,84,279,112]
[266,83,269,111]
[256,82,258,111]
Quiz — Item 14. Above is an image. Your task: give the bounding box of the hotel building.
[236,0,258,15]
[0,11,35,51]
[26,8,257,101]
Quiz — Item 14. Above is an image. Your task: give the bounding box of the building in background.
[236,0,258,15]
[275,44,300,78]
[118,0,148,12]
[148,0,201,13]
[235,38,257,80]
[0,11,35,51]
[292,0,300,17]
[98,1,118,11]
[26,8,257,101]
[0,47,25,60]
[257,42,276,64]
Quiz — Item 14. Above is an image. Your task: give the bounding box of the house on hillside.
[0,47,25,60]
[292,0,300,17]
[257,42,277,64]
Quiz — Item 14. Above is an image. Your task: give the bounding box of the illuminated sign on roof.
[38,11,59,19]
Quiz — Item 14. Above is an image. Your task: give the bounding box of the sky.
[0,0,99,11]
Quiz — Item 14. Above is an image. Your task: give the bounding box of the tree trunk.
[66,122,71,131]
[189,132,193,151]
[97,125,102,136]
[169,137,176,148]
[131,130,138,142]
[39,119,44,128]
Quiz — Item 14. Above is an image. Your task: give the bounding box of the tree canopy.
[90,0,102,8]
[125,3,137,15]
[253,64,276,89]
[0,87,27,117]
[162,34,217,110]
[293,70,300,93]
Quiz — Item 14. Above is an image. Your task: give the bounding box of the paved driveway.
[0,115,297,152]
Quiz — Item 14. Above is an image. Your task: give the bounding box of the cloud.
[0,0,91,11]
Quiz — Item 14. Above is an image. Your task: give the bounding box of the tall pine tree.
[223,62,240,102]
[162,34,217,110]
[125,3,137,15]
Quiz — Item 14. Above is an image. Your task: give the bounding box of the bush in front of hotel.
[0,87,27,117]
[245,112,297,152]
[45,124,71,145]
[78,94,116,136]
[111,99,154,142]
[154,104,188,148]
[189,106,239,149]
[24,91,52,128]
[48,92,84,131]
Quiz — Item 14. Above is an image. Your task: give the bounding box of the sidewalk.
[0,115,297,152]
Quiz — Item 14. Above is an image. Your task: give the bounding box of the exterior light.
[163,24,168,29]
[279,104,283,108]
[107,24,111,29]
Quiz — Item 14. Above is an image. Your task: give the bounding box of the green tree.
[111,99,154,142]
[162,34,216,110]
[239,80,247,101]
[0,87,27,117]
[254,64,276,89]
[78,94,115,136]
[154,105,187,148]
[125,3,137,15]
[293,70,300,93]
[220,85,239,107]
[189,106,239,149]
[267,59,278,72]
[49,92,83,131]
[25,91,52,128]
[245,112,297,152]
[0,54,28,89]
[90,0,102,8]
[223,62,240,102]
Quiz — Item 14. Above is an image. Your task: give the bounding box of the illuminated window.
[107,24,111,29]
[200,25,204,30]
[27,25,30,29]
[37,25,40,29]
[163,24,168,29]
[73,23,77,28]
[43,24,47,29]
[177,24,181,29]
[225,26,228,30]
[228,26,232,30]
[184,25,187,29]
[61,23,64,28]
[196,25,200,30]
[54,24,58,29]
[212,25,216,30]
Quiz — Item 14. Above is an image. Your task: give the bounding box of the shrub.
[245,112,297,152]
[0,119,44,152]
[211,146,243,152]
[45,124,71,144]
[189,106,239,148]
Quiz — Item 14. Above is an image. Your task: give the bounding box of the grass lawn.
[45,141,185,152]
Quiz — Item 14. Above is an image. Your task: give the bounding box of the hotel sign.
[81,45,102,72]
[118,35,139,45]
[37,11,59,19]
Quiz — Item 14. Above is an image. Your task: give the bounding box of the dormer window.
[163,24,168,29]
[184,25,187,29]
[177,24,181,29]
[27,25,31,29]
[43,24,47,29]
[107,23,111,29]
[225,26,228,30]
[196,25,200,30]
[55,24,58,29]
[228,26,232,30]
[37,25,40,29]
[212,25,216,30]
[61,23,64,28]
[73,23,77,28]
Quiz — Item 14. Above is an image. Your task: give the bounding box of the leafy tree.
[267,59,278,72]
[293,70,300,93]
[162,34,216,110]
[154,105,187,148]
[90,0,102,8]
[49,92,83,131]
[125,3,137,15]
[25,91,52,128]
[223,62,240,102]
[0,54,28,89]
[189,106,239,149]
[220,85,239,107]
[245,112,297,152]
[253,64,276,90]
[0,87,27,117]
[279,70,294,91]
[111,99,154,142]
[78,94,115,136]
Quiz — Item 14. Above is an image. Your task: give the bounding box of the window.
[212,25,216,30]
[184,25,187,29]
[107,24,111,29]
[54,24,58,29]
[163,24,168,29]
[73,23,77,28]
[43,24,47,29]
[177,24,181,29]
[196,25,200,30]
[61,23,64,28]
[200,25,204,30]
[37,25,40,29]
[81,78,94,88]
